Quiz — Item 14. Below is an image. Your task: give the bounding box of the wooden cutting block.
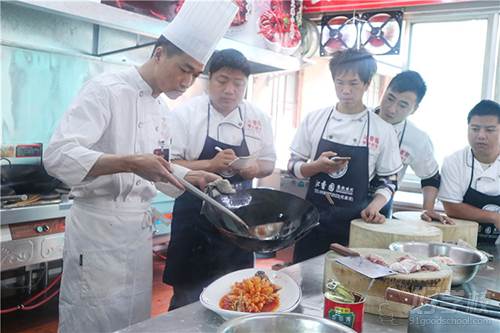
[324,248,453,318]
[393,211,479,248]
[349,218,443,249]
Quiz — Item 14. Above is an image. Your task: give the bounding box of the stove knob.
[35,225,50,233]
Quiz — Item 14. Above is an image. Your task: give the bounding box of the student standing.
[288,48,402,263]
[376,71,452,223]
[163,49,276,309]
[439,100,500,244]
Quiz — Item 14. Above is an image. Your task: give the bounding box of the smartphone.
[330,156,351,161]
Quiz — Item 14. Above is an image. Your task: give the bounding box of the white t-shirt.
[395,119,439,181]
[169,94,276,162]
[290,106,403,200]
[439,147,500,203]
[44,67,187,202]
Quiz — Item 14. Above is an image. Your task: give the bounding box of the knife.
[385,288,500,319]
[486,289,500,302]
[330,243,397,279]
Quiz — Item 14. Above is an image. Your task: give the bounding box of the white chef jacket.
[290,106,403,200]
[439,147,500,203]
[169,94,276,162]
[44,67,187,202]
[394,119,439,181]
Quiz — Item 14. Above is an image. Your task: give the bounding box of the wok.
[1,164,62,195]
[202,188,320,253]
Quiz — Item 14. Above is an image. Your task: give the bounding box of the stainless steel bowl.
[389,242,488,286]
[217,313,357,333]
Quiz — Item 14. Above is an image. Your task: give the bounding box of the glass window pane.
[407,19,487,167]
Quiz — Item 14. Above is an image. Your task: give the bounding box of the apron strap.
[320,107,335,140]
[207,103,246,147]
[468,149,475,189]
[398,120,407,147]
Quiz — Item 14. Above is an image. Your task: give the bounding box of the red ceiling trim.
[303,0,477,14]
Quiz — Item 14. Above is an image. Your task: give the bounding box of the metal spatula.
[174,175,284,240]
[331,243,397,279]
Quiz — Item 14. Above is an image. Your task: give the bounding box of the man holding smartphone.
[288,48,402,263]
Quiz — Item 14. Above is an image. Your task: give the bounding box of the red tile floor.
[1,247,293,333]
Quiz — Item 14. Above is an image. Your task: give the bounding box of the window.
[407,19,488,166]
[397,5,499,190]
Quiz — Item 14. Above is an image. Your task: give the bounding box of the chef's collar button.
[136,180,142,186]
[139,91,144,97]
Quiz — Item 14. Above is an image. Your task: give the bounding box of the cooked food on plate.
[219,271,281,312]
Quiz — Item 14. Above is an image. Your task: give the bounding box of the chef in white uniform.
[439,100,500,244]
[43,1,238,332]
[376,70,452,224]
[288,48,402,263]
[163,49,276,309]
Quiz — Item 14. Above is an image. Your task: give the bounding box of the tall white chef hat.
[161,0,238,65]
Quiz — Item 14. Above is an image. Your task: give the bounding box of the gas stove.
[0,143,70,272]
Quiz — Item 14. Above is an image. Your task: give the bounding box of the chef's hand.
[421,210,455,225]
[314,151,349,174]
[238,161,260,180]
[184,170,221,190]
[361,205,386,224]
[131,154,184,189]
[209,149,237,173]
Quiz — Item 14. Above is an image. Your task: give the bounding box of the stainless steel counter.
[0,201,72,225]
[116,244,500,333]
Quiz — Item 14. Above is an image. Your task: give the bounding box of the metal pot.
[217,313,357,333]
[389,242,488,286]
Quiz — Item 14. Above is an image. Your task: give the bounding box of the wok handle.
[385,288,431,307]
[329,243,360,257]
[486,289,500,301]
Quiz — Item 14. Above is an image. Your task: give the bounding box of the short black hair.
[387,70,427,105]
[208,49,251,78]
[151,35,185,58]
[467,99,500,123]
[329,48,377,84]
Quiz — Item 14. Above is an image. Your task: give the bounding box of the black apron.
[293,108,370,263]
[163,104,254,293]
[463,151,500,244]
[378,120,406,218]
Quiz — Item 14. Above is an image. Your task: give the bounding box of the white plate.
[228,155,258,170]
[199,268,302,320]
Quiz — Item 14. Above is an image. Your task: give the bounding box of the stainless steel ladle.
[174,175,285,240]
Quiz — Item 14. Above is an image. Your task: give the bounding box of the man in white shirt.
[43,2,237,332]
[164,48,276,309]
[439,100,500,244]
[288,48,402,262]
[376,70,452,224]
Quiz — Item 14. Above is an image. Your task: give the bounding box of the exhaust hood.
[12,0,302,73]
